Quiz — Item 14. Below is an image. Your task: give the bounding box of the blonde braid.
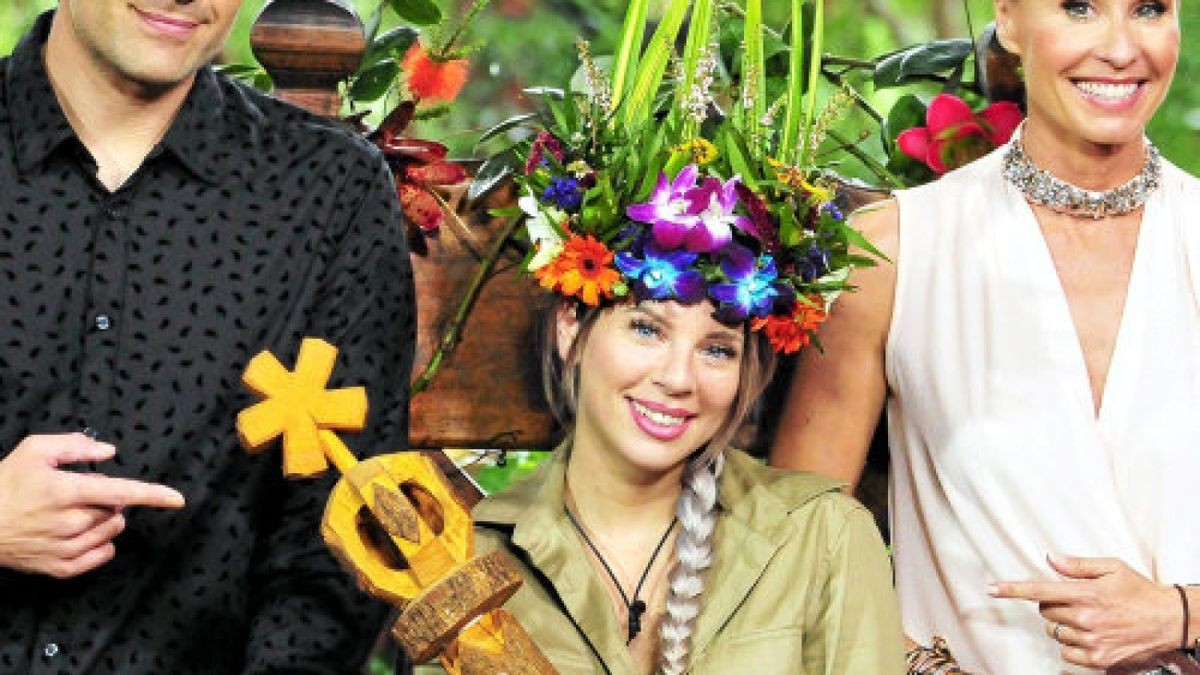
[659,451,724,674]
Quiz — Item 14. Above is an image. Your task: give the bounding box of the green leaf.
[214,64,273,93]
[545,97,572,138]
[883,93,928,153]
[621,0,690,129]
[214,63,260,78]
[721,127,760,188]
[364,0,385,43]
[487,206,523,218]
[476,113,538,150]
[362,26,420,68]
[873,39,974,88]
[469,147,519,201]
[389,0,442,25]
[779,207,801,247]
[347,59,399,102]
[610,0,650,110]
[802,0,825,164]
[779,0,806,163]
[742,0,766,141]
[680,0,714,109]
[839,222,889,261]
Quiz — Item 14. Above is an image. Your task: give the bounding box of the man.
[0,1,416,672]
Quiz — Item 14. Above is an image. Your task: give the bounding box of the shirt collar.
[5,10,226,185]
[157,66,227,186]
[5,11,75,175]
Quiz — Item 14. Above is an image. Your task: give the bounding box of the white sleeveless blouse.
[888,144,1200,674]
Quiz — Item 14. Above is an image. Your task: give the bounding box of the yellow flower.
[768,158,834,204]
[674,138,719,165]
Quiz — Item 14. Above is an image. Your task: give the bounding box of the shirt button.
[105,207,122,220]
[42,643,59,658]
[94,314,112,331]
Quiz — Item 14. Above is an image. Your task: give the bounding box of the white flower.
[519,192,566,271]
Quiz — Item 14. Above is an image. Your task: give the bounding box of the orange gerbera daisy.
[534,234,620,306]
[402,43,469,105]
[751,299,828,354]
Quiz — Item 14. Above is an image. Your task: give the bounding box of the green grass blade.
[679,0,713,107]
[803,0,825,164]
[780,0,805,162]
[610,0,650,111]
[621,0,691,130]
[744,0,766,143]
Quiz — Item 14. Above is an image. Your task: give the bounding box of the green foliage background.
[2,0,1197,173]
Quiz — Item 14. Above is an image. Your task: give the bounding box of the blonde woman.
[419,297,904,674]
[773,0,1200,672]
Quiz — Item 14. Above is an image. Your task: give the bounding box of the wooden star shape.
[237,338,367,478]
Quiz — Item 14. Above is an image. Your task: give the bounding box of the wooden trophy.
[237,338,556,674]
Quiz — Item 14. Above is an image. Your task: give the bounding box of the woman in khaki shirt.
[420,299,905,674]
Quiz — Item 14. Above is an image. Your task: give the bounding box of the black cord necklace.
[564,507,677,644]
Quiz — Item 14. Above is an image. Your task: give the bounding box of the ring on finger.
[1051,622,1064,642]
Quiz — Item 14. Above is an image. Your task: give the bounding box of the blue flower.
[708,244,793,321]
[543,176,585,213]
[798,243,829,282]
[821,201,844,221]
[616,240,705,303]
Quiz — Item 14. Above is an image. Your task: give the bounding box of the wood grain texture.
[391,550,523,663]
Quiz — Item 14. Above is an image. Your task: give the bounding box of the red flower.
[751,300,828,354]
[897,94,1022,175]
[370,101,468,233]
[402,43,469,106]
[524,131,565,175]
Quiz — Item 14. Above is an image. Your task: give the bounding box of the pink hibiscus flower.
[897,93,1023,175]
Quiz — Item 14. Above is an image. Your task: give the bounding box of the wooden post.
[250,0,366,116]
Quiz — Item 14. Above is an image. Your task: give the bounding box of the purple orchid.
[615,240,705,303]
[626,165,702,249]
[683,176,750,253]
[708,244,794,322]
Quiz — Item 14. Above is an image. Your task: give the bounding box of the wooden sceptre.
[236,337,556,674]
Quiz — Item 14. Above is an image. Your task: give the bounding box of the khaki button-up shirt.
[415,442,905,674]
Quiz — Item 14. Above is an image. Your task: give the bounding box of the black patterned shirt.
[0,13,416,675]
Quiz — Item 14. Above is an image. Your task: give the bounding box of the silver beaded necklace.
[1002,126,1161,220]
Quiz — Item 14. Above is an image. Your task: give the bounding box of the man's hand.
[0,433,185,579]
[990,554,1181,670]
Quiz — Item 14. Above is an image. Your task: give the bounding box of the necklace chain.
[1002,129,1162,220]
[564,507,676,644]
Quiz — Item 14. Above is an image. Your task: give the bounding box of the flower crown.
[490,0,877,354]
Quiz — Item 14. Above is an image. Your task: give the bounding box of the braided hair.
[539,300,776,672]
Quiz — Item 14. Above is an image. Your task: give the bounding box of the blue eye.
[1061,0,1093,18]
[630,319,660,338]
[703,344,739,360]
[1134,1,1168,18]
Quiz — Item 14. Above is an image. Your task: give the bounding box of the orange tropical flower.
[402,43,469,105]
[534,234,620,306]
[751,299,828,354]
